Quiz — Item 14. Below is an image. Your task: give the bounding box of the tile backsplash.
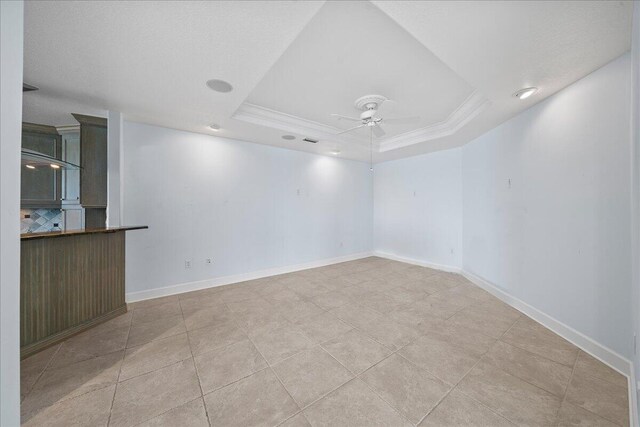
[21,208,64,233]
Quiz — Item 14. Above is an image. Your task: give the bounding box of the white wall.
[630,0,640,416]
[122,122,373,298]
[463,53,632,358]
[0,1,23,424]
[373,148,462,269]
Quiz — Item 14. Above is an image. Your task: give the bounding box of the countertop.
[21,226,148,241]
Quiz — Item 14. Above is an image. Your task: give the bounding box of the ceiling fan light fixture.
[514,87,537,100]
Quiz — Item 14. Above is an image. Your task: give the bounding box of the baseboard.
[372,251,461,273]
[126,251,374,303]
[462,269,632,377]
[374,252,633,376]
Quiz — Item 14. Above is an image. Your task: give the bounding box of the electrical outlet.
[184,260,191,269]
[205,258,212,265]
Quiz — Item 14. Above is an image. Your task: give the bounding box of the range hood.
[21,149,81,170]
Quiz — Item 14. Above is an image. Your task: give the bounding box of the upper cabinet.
[72,114,107,208]
[21,123,62,208]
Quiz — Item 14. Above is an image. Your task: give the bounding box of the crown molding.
[232,103,366,147]
[377,91,490,152]
[233,90,489,153]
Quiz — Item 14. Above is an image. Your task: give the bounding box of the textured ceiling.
[23,0,633,162]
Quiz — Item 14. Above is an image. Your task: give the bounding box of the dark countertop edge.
[21,226,148,240]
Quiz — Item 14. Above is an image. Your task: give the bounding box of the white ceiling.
[23,1,632,163]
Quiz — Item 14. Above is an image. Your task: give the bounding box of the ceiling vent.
[303,137,318,144]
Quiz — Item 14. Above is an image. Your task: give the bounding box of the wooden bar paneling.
[20,231,126,358]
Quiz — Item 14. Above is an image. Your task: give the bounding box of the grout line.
[179,294,213,427]
[107,313,133,426]
[21,341,63,403]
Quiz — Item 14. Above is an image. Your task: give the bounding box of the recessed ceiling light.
[50,164,60,169]
[25,164,35,169]
[281,135,296,140]
[514,87,538,100]
[206,79,233,93]
[209,124,220,131]
[331,150,340,155]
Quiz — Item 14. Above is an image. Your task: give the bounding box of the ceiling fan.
[330,94,420,138]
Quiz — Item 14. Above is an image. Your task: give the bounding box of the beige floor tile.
[182,305,235,331]
[219,286,259,304]
[557,401,619,427]
[279,412,311,427]
[277,300,325,323]
[339,284,372,300]
[420,389,514,426]
[303,378,412,427]
[187,322,246,356]
[120,333,192,381]
[359,317,421,351]
[383,285,429,305]
[138,398,209,427]
[267,289,305,305]
[573,351,628,388]
[98,311,133,330]
[565,368,629,426]
[321,329,392,375]
[255,281,290,296]
[179,292,227,313]
[359,292,405,314]
[360,354,450,424]
[21,350,123,419]
[126,314,186,348]
[296,312,352,344]
[21,344,60,400]
[456,361,561,425]
[129,295,179,311]
[48,325,129,368]
[387,305,443,334]
[21,384,115,427]
[330,302,382,330]
[501,318,579,366]
[194,338,267,394]
[311,290,352,310]
[131,300,183,324]
[428,323,496,357]
[226,297,273,315]
[291,283,332,299]
[483,340,573,397]
[447,305,517,339]
[110,359,201,427]
[411,293,469,320]
[359,278,398,294]
[236,311,293,336]
[204,368,299,427]
[399,334,479,385]
[447,283,493,302]
[273,347,354,408]
[251,324,315,364]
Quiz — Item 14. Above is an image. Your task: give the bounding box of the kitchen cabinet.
[73,113,107,208]
[21,123,62,208]
[59,126,81,204]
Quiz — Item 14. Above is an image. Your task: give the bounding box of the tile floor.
[20,257,630,426]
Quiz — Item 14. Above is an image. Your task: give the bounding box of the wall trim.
[372,252,634,381]
[126,251,374,303]
[372,250,461,273]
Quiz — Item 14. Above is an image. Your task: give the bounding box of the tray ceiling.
[23,1,633,162]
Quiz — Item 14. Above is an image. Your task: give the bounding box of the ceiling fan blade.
[377,98,399,115]
[336,124,365,135]
[384,116,421,125]
[330,113,361,122]
[372,125,386,137]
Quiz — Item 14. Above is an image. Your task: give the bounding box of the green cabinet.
[21,123,62,208]
[73,114,108,208]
